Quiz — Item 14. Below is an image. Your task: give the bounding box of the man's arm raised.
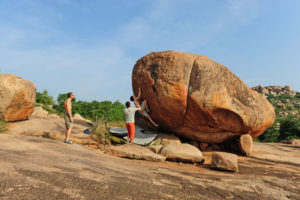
[133,100,142,111]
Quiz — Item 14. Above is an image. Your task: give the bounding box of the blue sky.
[1,0,299,103]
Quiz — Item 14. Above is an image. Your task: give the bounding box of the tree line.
[36,90,125,122]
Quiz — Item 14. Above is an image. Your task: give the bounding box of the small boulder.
[105,144,166,162]
[210,152,238,172]
[239,134,253,156]
[147,145,163,154]
[160,135,181,146]
[32,107,48,118]
[160,143,204,163]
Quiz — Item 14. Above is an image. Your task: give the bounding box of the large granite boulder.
[132,51,275,143]
[0,74,36,122]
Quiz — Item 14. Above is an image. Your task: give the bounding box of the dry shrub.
[93,117,111,145]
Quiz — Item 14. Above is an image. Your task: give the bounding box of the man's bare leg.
[65,128,72,141]
[147,116,158,127]
[144,100,150,112]
[65,129,68,141]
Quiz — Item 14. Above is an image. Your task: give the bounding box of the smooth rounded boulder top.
[132,51,275,143]
[0,74,36,122]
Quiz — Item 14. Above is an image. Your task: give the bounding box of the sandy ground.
[0,133,300,200]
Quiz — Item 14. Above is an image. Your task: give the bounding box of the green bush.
[93,117,111,145]
[286,105,293,111]
[279,93,292,100]
[259,121,280,142]
[279,117,300,140]
[36,90,54,106]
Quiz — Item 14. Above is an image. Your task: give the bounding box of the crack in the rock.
[180,56,202,128]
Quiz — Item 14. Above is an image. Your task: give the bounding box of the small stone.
[210,152,238,172]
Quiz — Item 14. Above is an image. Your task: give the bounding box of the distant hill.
[252,85,300,142]
[252,85,300,120]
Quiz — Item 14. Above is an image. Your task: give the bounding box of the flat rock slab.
[211,152,238,172]
[160,143,204,163]
[5,115,98,147]
[251,142,300,165]
[105,144,166,162]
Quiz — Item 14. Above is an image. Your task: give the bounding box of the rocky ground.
[1,133,299,200]
[2,110,300,199]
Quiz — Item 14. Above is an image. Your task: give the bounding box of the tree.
[53,93,125,121]
[36,90,54,105]
[258,121,280,142]
[279,117,300,140]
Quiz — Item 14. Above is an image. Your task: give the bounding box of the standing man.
[64,92,75,144]
[124,101,141,144]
